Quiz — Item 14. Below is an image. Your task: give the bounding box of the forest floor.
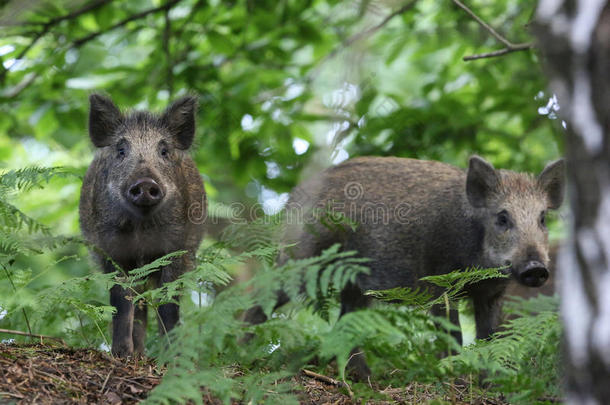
[0,343,505,404]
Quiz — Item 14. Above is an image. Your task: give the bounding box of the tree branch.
[1,72,38,99]
[72,0,182,48]
[42,0,112,27]
[308,0,418,78]
[451,0,532,61]
[0,0,111,84]
[463,43,532,61]
[163,8,173,97]
[0,0,182,85]
[327,0,417,61]
[452,0,513,47]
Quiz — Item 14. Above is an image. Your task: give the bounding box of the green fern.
[365,286,433,308]
[446,294,561,403]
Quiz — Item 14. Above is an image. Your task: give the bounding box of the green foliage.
[422,266,509,306]
[0,167,95,344]
[368,266,509,311]
[448,295,562,403]
[0,167,72,236]
[139,242,369,404]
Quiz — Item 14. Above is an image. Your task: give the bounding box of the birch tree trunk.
[535,1,610,403]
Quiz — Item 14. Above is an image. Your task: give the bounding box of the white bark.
[536,1,610,403]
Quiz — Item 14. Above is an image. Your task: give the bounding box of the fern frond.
[365,286,433,308]
[0,200,51,234]
[421,266,508,290]
[0,166,75,193]
[127,251,188,280]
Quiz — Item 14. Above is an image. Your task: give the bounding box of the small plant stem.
[443,292,456,404]
[77,314,92,346]
[469,373,473,404]
[0,328,66,346]
[93,319,110,349]
[1,262,33,336]
[154,305,173,348]
[77,302,110,350]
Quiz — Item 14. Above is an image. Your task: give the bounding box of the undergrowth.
[0,167,563,404]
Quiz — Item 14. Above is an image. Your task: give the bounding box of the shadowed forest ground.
[0,343,509,404]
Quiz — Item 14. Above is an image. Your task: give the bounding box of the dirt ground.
[0,343,507,404]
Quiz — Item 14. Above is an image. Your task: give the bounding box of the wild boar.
[245,155,564,378]
[79,94,206,357]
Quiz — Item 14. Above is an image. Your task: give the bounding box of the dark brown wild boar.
[80,94,206,357]
[245,155,564,378]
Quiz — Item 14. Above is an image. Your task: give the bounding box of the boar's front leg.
[472,294,503,340]
[156,260,185,336]
[110,284,135,357]
[340,282,373,381]
[132,301,148,355]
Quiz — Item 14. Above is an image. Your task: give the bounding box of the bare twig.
[452,0,512,47]
[99,369,113,394]
[537,395,563,403]
[0,328,67,346]
[302,369,345,387]
[463,43,532,61]
[302,367,355,398]
[451,0,532,61]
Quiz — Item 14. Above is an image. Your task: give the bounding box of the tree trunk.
[535,1,610,403]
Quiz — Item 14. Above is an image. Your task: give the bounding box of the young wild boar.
[80,94,206,357]
[245,155,564,378]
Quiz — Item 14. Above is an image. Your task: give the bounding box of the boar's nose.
[127,178,164,207]
[519,261,549,287]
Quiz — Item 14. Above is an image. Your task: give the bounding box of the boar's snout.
[518,261,549,287]
[126,177,165,209]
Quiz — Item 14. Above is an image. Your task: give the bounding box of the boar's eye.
[495,210,512,229]
[116,140,128,159]
[159,141,170,158]
[540,211,547,228]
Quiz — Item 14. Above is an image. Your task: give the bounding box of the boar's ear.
[162,96,198,150]
[466,156,499,208]
[89,94,122,147]
[538,158,565,209]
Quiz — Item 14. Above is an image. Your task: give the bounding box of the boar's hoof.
[519,261,549,287]
[126,177,165,208]
[111,340,134,358]
[346,349,371,382]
